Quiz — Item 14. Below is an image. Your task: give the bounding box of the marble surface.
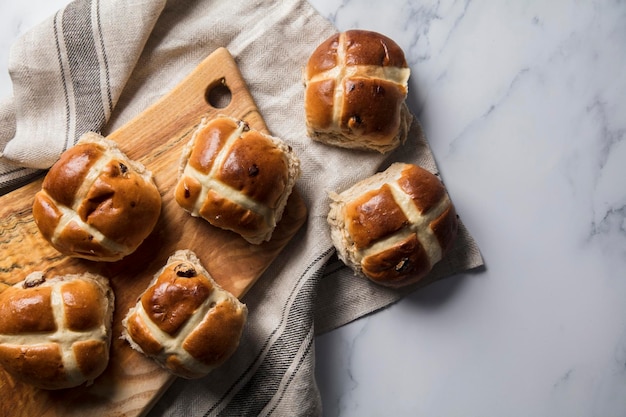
[1,1,625,416]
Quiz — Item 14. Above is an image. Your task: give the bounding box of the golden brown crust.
[52,220,118,260]
[62,279,105,331]
[198,189,266,235]
[0,286,56,334]
[187,117,236,173]
[215,130,289,207]
[73,340,108,379]
[125,313,162,356]
[0,344,66,390]
[305,33,340,78]
[397,164,446,213]
[431,204,458,255]
[30,193,62,243]
[328,163,458,287]
[122,250,248,379]
[32,132,162,262]
[0,272,114,389]
[304,79,335,130]
[361,234,431,284]
[175,117,300,244]
[174,175,203,214]
[345,184,408,249]
[77,161,160,244]
[343,30,409,67]
[141,262,214,335]
[305,30,412,153]
[183,300,247,366]
[340,78,408,141]
[42,142,104,207]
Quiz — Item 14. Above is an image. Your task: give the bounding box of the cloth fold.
[0,0,483,415]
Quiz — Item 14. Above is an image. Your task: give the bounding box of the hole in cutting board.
[205,78,232,109]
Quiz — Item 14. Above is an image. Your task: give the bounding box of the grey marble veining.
[310,1,626,416]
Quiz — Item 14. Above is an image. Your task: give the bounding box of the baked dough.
[122,250,247,379]
[175,116,300,244]
[328,163,458,287]
[304,30,412,153]
[0,272,114,389]
[32,132,162,261]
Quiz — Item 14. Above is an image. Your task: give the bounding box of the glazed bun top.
[0,271,114,389]
[328,163,458,287]
[175,116,300,244]
[122,250,248,379]
[32,132,162,261]
[304,30,412,153]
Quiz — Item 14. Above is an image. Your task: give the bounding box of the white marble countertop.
[1,1,625,416]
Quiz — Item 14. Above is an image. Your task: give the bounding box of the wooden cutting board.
[0,47,307,416]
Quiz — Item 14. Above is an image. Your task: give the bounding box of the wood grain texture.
[0,47,307,417]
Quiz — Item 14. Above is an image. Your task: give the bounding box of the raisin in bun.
[328,163,458,287]
[32,132,162,262]
[122,250,247,379]
[304,30,413,153]
[174,116,300,244]
[0,271,114,389]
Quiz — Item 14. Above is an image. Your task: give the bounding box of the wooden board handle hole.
[205,78,232,109]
